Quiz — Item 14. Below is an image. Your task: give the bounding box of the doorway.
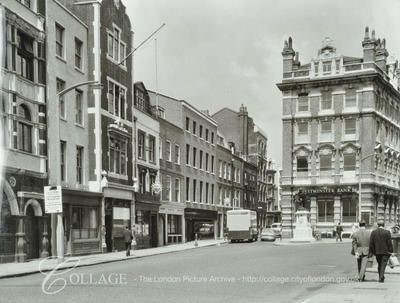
[25,205,40,259]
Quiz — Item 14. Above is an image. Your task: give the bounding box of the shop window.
[342,199,357,223]
[72,207,98,239]
[318,200,334,222]
[168,215,181,235]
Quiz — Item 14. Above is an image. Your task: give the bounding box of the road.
[0,241,357,303]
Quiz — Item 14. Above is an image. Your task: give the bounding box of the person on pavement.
[351,220,370,281]
[336,222,343,242]
[123,225,133,257]
[368,220,394,283]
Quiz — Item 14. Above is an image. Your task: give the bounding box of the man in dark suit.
[368,220,394,283]
[123,226,133,257]
[352,220,370,281]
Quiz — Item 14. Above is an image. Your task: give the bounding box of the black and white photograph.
[0,0,400,302]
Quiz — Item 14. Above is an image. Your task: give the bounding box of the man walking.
[368,220,394,283]
[351,220,370,281]
[336,222,343,242]
[123,225,133,257]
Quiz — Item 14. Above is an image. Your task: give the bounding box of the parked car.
[271,223,282,239]
[260,227,276,241]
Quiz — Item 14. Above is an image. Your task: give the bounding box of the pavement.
[0,239,227,279]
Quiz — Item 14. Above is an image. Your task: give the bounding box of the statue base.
[290,210,315,243]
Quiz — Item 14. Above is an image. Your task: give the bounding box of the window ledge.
[108,172,128,180]
[56,55,67,63]
[74,66,85,75]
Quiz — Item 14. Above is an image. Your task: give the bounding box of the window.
[75,90,83,125]
[186,144,190,165]
[199,150,203,169]
[192,147,197,167]
[342,199,357,223]
[192,121,197,135]
[37,42,46,84]
[138,131,145,160]
[314,62,319,75]
[322,62,331,73]
[139,170,146,193]
[135,90,145,111]
[211,184,214,204]
[344,119,356,135]
[186,117,190,131]
[159,140,163,160]
[199,125,203,138]
[345,89,357,107]
[297,156,308,172]
[344,153,356,171]
[211,132,214,144]
[205,183,209,203]
[321,120,331,134]
[205,129,209,141]
[109,136,127,175]
[319,154,331,171]
[205,153,209,171]
[192,179,197,202]
[186,177,190,201]
[16,31,34,81]
[149,136,156,163]
[211,156,215,173]
[57,78,66,119]
[55,24,64,58]
[72,207,98,239]
[75,38,83,70]
[168,215,181,235]
[175,145,180,164]
[17,105,32,153]
[298,122,308,135]
[107,80,126,119]
[60,141,66,181]
[165,140,171,162]
[219,160,222,177]
[199,181,203,202]
[76,146,83,184]
[150,174,156,195]
[17,0,31,8]
[107,26,126,66]
[298,95,308,112]
[162,175,171,201]
[321,92,332,110]
[318,200,334,222]
[174,178,180,202]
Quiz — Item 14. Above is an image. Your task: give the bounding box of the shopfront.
[185,208,218,241]
[135,199,160,249]
[159,203,185,245]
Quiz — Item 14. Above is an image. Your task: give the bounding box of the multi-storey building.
[277,30,400,238]
[0,0,47,263]
[133,82,160,249]
[159,114,185,245]
[46,0,103,257]
[212,106,274,229]
[149,91,220,241]
[68,0,135,252]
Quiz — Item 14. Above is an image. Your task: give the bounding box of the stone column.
[377,195,385,222]
[334,196,341,224]
[40,216,49,258]
[15,216,26,262]
[310,197,317,225]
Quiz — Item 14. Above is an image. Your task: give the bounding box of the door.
[150,214,158,247]
[25,205,40,259]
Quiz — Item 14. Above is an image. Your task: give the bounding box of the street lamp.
[358,152,376,223]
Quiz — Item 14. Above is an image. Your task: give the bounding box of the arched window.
[17,104,32,153]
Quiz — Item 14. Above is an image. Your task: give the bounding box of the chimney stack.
[282,36,296,75]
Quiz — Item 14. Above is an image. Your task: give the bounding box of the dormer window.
[323,62,331,74]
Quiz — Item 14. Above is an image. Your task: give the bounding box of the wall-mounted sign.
[44,186,62,214]
[302,186,354,194]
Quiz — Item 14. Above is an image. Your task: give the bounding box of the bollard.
[195,233,198,247]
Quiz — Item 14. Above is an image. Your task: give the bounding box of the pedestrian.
[351,220,370,281]
[123,225,133,257]
[336,222,343,242]
[368,220,394,283]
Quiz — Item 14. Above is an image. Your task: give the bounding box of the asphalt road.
[0,241,356,303]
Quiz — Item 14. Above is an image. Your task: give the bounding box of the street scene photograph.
[1,0,400,302]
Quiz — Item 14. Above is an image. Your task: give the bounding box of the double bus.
[227,210,258,242]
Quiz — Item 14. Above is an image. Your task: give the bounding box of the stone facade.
[277,30,400,238]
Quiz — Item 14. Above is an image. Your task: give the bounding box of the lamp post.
[358,153,376,223]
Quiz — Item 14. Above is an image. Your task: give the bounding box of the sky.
[125,0,400,170]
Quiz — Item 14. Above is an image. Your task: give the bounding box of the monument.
[290,190,315,243]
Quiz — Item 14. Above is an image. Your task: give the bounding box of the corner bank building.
[277,28,400,238]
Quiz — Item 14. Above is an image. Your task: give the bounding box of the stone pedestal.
[290,209,315,243]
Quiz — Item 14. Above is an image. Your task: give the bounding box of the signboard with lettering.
[44,186,63,214]
[302,186,354,194]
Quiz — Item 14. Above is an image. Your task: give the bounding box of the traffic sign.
[44,186,63,214]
